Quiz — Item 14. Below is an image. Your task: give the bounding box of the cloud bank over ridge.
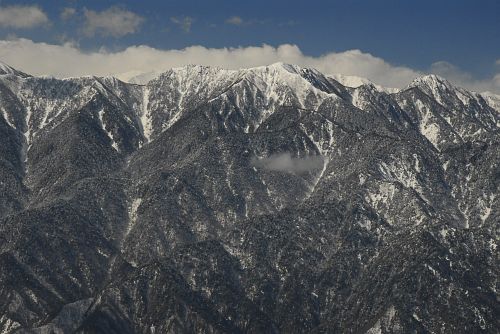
[0,38,498,93]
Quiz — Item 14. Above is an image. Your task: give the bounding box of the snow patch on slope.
[141,86,152,144]
[415,99,440,148]
[125,198,142,240]
[0,314,21,333]
[378,157,420,190]
[479,194,495,222]
[365,182,397,211]
[366,305,399,334]
[0,105,14,128]
[98,109,118,151]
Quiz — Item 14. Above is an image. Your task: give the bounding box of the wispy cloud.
[252,153,325,173]
[60,7,76,21]
[225,16,244,26]
[82,6,144,37]
[171,16,194,33]
[0,5,49,29]
[0,39,498,94]
[278,20,299,27]
[224,16,269,26]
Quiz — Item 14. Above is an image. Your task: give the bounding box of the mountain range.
[0,61,498,333]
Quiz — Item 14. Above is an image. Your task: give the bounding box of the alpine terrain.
[0,61,498,333]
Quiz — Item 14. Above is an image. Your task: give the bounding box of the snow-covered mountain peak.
[241,63,340,100]
[262,62,303,74]
[138,62,340,141]
[408,74,455,95]
[152,65,241,92]
[245,63,317,84]
[0,60,30,78]
[0,60,18,75]
[408,74,454,90]
[249,62,327,80]
[148,62,335,105]
[406,73,481,108]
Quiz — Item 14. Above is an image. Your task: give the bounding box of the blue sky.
[0,0,499,92]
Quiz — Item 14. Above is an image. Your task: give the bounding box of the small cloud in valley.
[251,153,325,174]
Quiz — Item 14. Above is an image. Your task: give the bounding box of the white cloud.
[171,16,194,32]
[430,61,500,94]
[224,16,269,27]
[60,7,76,21]
[252,153,324,173]
[0,5,49,29]
[0,38,498,94]
[82,6,144,37]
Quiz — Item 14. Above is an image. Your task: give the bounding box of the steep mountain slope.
[0,62,498,333]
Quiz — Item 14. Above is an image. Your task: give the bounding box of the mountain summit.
[0,61,30,78]
[0,61,498,333]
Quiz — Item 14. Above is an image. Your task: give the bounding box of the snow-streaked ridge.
[98,109,118,151]
[2,60,499,152]
[141,63,340,138]
[141,86,151,144]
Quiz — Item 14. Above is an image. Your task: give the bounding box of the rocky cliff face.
[0,61,498,333]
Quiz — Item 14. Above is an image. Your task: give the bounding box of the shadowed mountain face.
[0,62,498,334]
